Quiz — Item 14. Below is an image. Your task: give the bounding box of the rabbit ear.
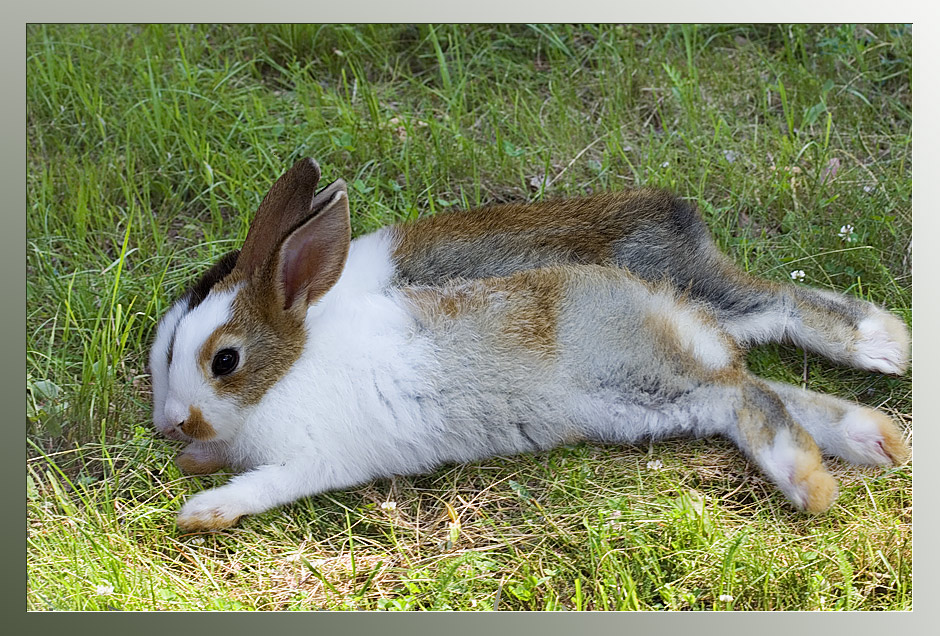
[276,180,351,313]
[309,177,348,216]
[235,158,322,277]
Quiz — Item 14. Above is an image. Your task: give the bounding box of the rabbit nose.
[164,398,188,429]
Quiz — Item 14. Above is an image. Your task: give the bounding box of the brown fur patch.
[405,269,562,358]
[197,323,246,373]
[871,411,912,465]
[405,285,486,321]
[391,189,680,284]
[791,449,838,513]
[180,405,216,440]
[734,402,778,449]
[176,443,226,475]
[207,274,307,405]
[169,261,305,408]
[643,311,686,361]
[491,270,562,356]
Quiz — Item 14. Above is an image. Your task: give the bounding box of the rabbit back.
[390,189,909,375]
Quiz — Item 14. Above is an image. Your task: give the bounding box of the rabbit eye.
[212,348,240,376]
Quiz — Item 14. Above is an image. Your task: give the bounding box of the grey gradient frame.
[14,2,933,633]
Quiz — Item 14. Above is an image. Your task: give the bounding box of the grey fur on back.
[391,188,905,371]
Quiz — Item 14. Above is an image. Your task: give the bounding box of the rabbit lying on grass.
[149,158,910,532]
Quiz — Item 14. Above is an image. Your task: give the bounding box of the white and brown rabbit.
[150,158,911,532]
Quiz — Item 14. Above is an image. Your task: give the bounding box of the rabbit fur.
[149,158,911,532]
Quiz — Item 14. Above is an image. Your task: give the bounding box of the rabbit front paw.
[177,489,245,532]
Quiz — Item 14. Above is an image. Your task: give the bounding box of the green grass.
[26,24,912,611]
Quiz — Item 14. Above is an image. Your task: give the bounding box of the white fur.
[159,287,242,441]
[724,310,788,347]
[150,298,188,439]
[643,295,732,371]
[757,430,805,505]
[838,407,895,466]
[854,313,910,375]
[324,228,396,294]
[177,230,448,527]
[669,309,731,371]
[756,429,835,510]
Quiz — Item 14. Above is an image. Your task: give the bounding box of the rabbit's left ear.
[275,180,351,314]
[236,158,322,278]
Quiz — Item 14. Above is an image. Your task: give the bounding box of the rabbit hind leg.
[668,256,909,375]
[763,379,910,466]
[730,379,839,513]
[720,273,910,375]
[610,197,909,374]
[583,377,839,513]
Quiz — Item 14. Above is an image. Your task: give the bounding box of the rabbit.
[149,158,911,532]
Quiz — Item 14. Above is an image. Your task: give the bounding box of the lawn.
[26,24,912,610]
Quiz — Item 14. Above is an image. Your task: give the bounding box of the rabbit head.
[150,158,352,443]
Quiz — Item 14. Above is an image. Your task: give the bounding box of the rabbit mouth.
[156,423,190,442]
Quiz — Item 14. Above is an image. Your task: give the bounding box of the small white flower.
[191,537,205,545]
[723,150,737,163]
[719,594,734,602]
[380,501,397,512]
[838,224,855,241]
[790,270,805,282]
[863,185,874,193]
[95,583,114,596]
[660,161,670,168]
[646,459,664,471]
